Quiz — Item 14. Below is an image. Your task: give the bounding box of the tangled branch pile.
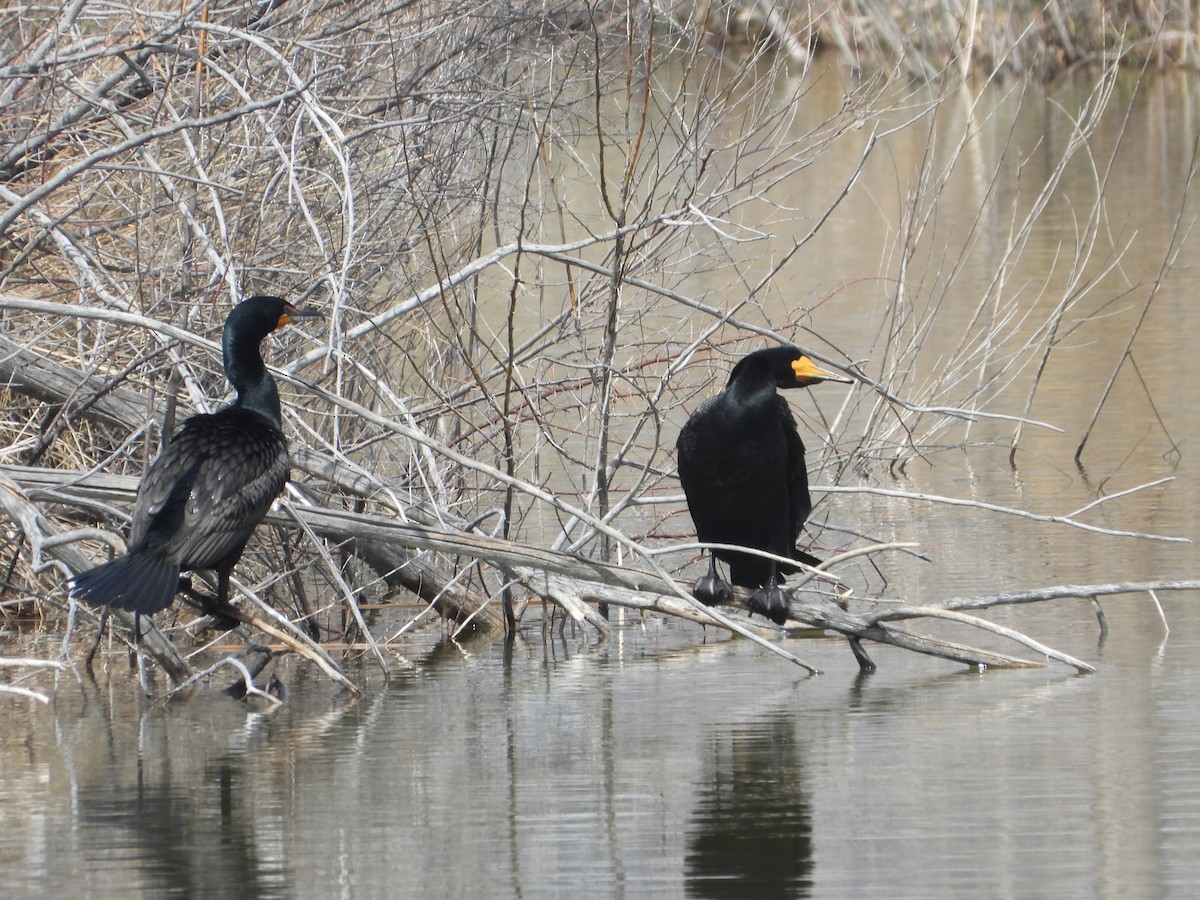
[0,1,1188,692]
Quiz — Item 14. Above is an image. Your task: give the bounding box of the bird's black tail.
[72,553,181,616]
[792,548,823,569]
[770,548,824,581]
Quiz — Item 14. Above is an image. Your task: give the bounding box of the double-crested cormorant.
[677,345,851,625]
[72,295,320,620]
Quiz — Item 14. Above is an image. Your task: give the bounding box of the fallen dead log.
[7,463,1193,676]
[0,470,361,694]
[0,334,150,434]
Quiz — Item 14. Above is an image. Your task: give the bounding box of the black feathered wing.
[130,409,289,573]
[678,394,783,587]
[677,394,818,589]
[73,407,288,615]
[780,396,819,567]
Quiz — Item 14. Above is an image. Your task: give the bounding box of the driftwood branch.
[6,463,1183,675]
[869,582,1200,617]
[823,484,1189,544]
[0,334,151,433]
[190,596,360,697]
[0,468,359,694]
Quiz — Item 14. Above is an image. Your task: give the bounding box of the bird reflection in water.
[685,715,813,898]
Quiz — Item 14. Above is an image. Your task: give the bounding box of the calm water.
[3,602,1199,898]
[3,60,1200,897]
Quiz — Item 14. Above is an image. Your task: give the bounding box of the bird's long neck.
[727,376,778,420]
[223,329,282,427]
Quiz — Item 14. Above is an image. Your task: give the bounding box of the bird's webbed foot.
[202,600,242,632]
[693,556,733,607]
[178,578,241,631]
[694,571,733,606]
[747,584,790,626]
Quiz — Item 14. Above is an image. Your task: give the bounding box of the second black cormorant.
[72,295,320,621]
[677,345,851,625]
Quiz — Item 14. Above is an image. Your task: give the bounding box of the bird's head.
[729,345,852,391]
[229,294,322,339]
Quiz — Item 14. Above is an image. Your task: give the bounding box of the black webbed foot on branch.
[747,584,790,626]
[202,600,241,632]
[178,581,241,631]
[694,556,733,606]
[694,571,733,606]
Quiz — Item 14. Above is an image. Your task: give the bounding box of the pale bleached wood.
[7,463,1181,675]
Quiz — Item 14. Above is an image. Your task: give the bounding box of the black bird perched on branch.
[72,295,321,621]
[677,345,851,625]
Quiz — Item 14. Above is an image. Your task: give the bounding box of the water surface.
[3,598,1198,897]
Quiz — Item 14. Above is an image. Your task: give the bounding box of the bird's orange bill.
[792,356,853,386]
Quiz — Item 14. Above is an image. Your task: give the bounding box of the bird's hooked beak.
[792,356,853,386]
[277,303,323,329]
